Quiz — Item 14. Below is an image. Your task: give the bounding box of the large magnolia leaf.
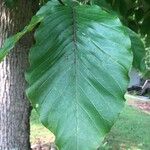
[26,4,132,150]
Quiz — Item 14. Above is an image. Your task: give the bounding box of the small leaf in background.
[0,0,61,62]
[142,15,150,34]
[4,0,17,8]
[125,27,145,72]
[143,35,150,78]
[135,8,144,22]
[0,15,43,62]
[93,0,112,11]
[144,0,150,5]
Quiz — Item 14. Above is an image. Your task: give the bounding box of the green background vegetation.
[31,104,150,150]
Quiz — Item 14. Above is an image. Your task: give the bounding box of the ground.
[30,96,150,150]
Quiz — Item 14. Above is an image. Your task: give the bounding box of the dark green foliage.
[4,0,18,8]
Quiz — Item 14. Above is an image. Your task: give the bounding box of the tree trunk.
[0,1,38,149]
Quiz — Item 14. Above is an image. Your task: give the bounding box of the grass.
[100,105,150,150]
[30,110,55,144]
[30,104,150,149]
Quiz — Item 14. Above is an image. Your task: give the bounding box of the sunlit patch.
[36,104,39,108]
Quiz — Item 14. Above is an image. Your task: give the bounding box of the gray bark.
[0,1,38,150]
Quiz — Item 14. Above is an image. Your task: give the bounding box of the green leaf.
[0,0,59,62]
[142,14,150,34]
[143,36,150,78]
[4,0,17,8]
[110,0,135,16]
[125,28,145,71]
[135,8,144,22]
[59,0,77,6]
[26,4,132,150]
[0,15,43,62]
[93,0,112,11]
[144,0,150,5]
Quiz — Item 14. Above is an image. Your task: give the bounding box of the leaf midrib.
[72,6,78,150]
